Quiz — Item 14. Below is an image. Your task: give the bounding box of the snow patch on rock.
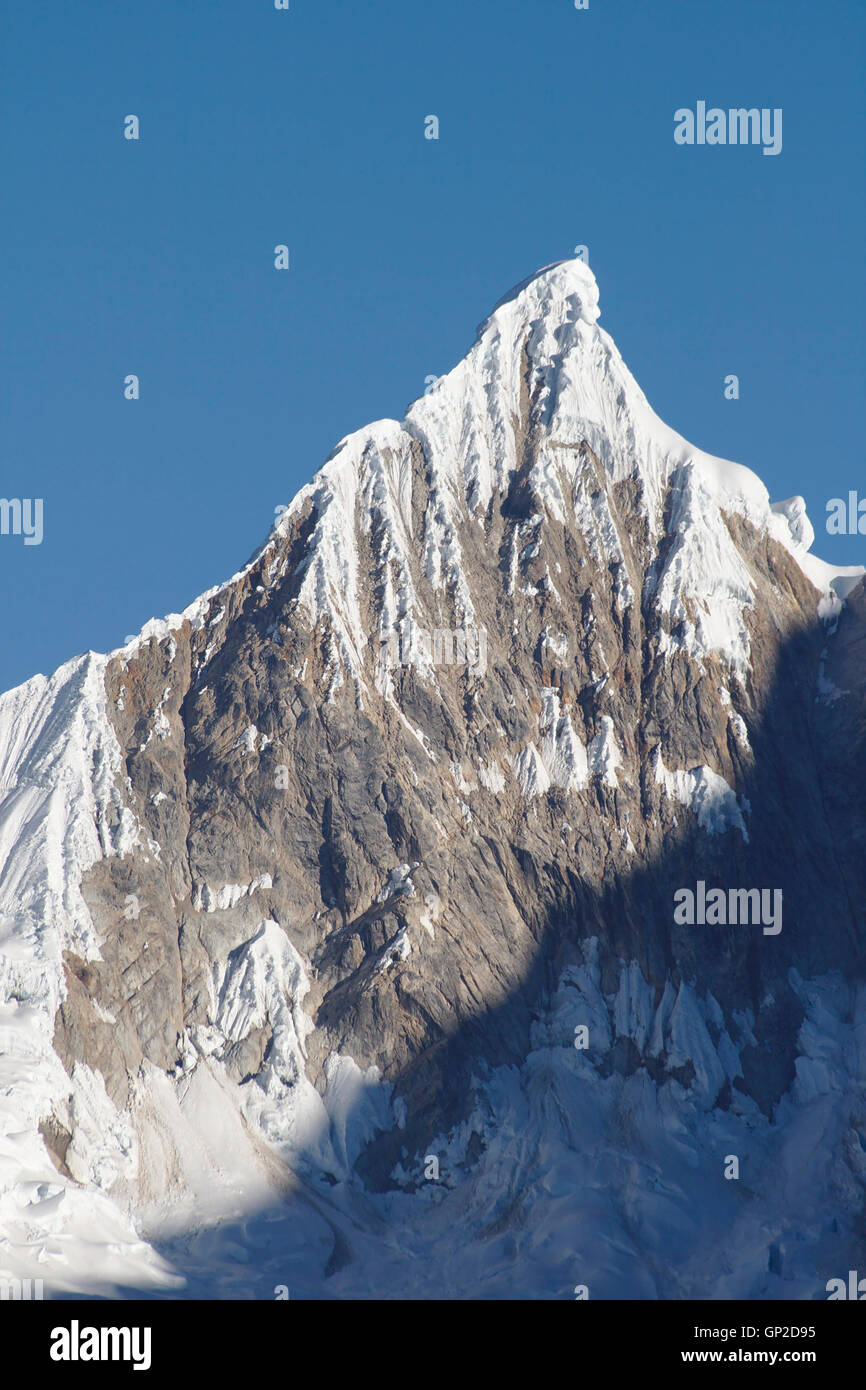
[654,750,748,841]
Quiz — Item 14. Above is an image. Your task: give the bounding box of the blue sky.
[2,0,864,691]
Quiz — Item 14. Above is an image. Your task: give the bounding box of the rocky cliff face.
[1,259,864,1299]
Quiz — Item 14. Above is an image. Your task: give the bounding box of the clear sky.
[2,0,864,691]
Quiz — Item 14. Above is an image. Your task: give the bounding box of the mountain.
[1,258,864,1300]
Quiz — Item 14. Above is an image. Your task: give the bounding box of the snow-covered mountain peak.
[1,257,865,1301]
[482,255,602,329]
[100,259,862,702]
[253,260,859,695]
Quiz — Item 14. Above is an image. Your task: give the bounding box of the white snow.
[233,725,261,755]
[477,760,506,793]
[514,698,623,797]
[0,655,175,1293]
[537,690,586,792]
[654,749,748,840]
[0,255,862,1300]
[512,744,551,799]
[377,864,416,903]
[97,258,860,706]
[374,926,412,975]
[587,716,623,788]
[193,875,273,914]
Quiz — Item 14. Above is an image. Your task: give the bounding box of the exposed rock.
[1,258,864,1298]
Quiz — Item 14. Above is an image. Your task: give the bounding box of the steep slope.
[1,258,864,1299]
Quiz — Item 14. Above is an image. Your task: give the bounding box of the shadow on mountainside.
[103,578,866,1301]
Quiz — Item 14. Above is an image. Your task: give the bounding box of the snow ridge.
[0,655,177,1292]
